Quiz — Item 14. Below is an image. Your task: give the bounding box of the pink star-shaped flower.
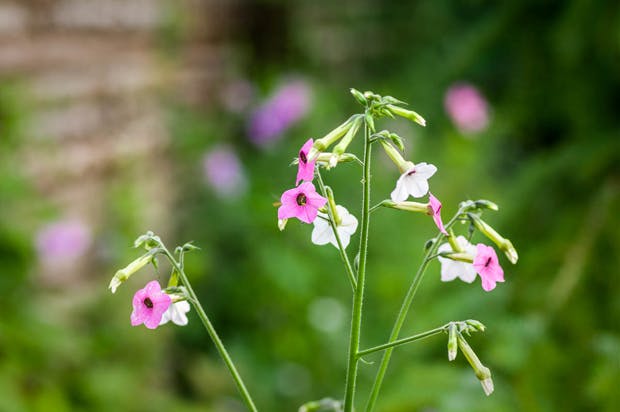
[130,280,172,329]
[473,244,505,292]
[428,193,447,235]
[278,182,327,224]
[296,138,316,185]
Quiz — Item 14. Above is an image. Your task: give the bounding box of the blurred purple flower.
[248,79,313,146]
[203,146,248,199]
[444,83,490,135]
[220,79,256,114]
[35,219,92,263]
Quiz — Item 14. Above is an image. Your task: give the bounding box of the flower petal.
[414,162,437,179]
[390,174,410,202]
[404,175,429,198]
[311,217,333,245]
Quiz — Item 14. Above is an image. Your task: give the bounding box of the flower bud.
[313,115,361,155]
[447,323,458,361]
[457,333,494,396]
[350,88,367,106]
[333,116,363,156]
[387,104,426,126]
[469,214,518,264]
[474,199,499,211]
[465,319,486,332]
[108,254,153,293]
[382,200,428,214]
[379,140,410,172]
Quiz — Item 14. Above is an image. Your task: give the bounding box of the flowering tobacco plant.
[277,89,518,412]
[108,88,517,412]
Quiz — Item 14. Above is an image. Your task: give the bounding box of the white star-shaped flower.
[311,205,358,249]
[159,300,191,326]
[438,236,478,283]
[390,162,437,201]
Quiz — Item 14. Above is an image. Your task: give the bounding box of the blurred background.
[0,0,618,411]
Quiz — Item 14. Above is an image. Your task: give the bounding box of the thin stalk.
[163,249,258,412]
[343,116,373,412]
[364,211,464,412]
[316,170,357,292]
[357,325,447,358]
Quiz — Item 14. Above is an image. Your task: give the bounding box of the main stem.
[343,118,372,412]
[365,213,463,412]
[164,250,258,412]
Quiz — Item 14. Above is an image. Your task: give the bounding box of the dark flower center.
[299,150,308,164]
[484,257,492,268]
[296,193,307,206]
[406,168,417,176]
[144,297,154,309]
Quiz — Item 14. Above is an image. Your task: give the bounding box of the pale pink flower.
[428,193,447,235]
[438,236,478,283]
[202,146,248,199]
[278,182,327,224]
[390,162,437,201]
[311,205,358,249]
[130,280,172,329]
[35,219,92,263]
[248,79,312,146]
[444,83,490,134]
[473,244,505,291]
[160,301,191,326]
[296,138,316,184]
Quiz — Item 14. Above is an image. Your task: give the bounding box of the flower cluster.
[108,233,193,329]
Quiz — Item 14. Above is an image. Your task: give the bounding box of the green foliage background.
[1,1,619,411]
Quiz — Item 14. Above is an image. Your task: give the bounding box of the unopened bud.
[108,254,153,293]
[379,140,409,172]
[474,199,499,211]
[465,319,486,332]
[387,104,426,126]
[457,333,494,396]
[314,115,360,153]
[350,88,367,106]
[469,214,518,264]
[382,200,428,214]
[447,323,458,361]
[333,116,363,156]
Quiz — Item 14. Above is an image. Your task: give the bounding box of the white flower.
[159,300,191,326]
[390,162,437,201]
[311,205,358,249]
[438,236,477,283]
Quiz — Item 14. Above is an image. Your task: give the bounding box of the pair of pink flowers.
[278,139,327,224]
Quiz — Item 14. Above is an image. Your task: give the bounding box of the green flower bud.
[457,333,494,396]
[108,253,153,293]
[350,88,367,106]
[447,323,458,361]
[387,104,426,127]
[379,140,410,172]
[469,214,518,264]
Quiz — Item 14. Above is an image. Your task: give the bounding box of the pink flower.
[35,219,92,263]
[202,146,248,199]
[130,280,172,329]
[247,79,312,146]
[278,182,327,224]
[428,193,447,235]
[444,83,490,135]
[296,138,316,184]
[473,244,505,292]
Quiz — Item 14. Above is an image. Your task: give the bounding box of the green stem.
[163,250,258,412]
[364,211,464,412]
[316,170,357,292]
[343,116,372,412]
[357,325,447,358]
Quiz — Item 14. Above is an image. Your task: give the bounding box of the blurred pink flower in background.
[444,83,490,135]
[202,145,248,199]
[220,79,256,114]
[247,79,312,146]
[35,219,92,263]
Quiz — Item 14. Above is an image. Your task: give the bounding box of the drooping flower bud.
[468,214,518,264]
[311,115,362,159]
[386,104,426,127]
[447,323,458,361]
[457,333,494,396]
[379,140,410,173]
[109,253,154,293]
